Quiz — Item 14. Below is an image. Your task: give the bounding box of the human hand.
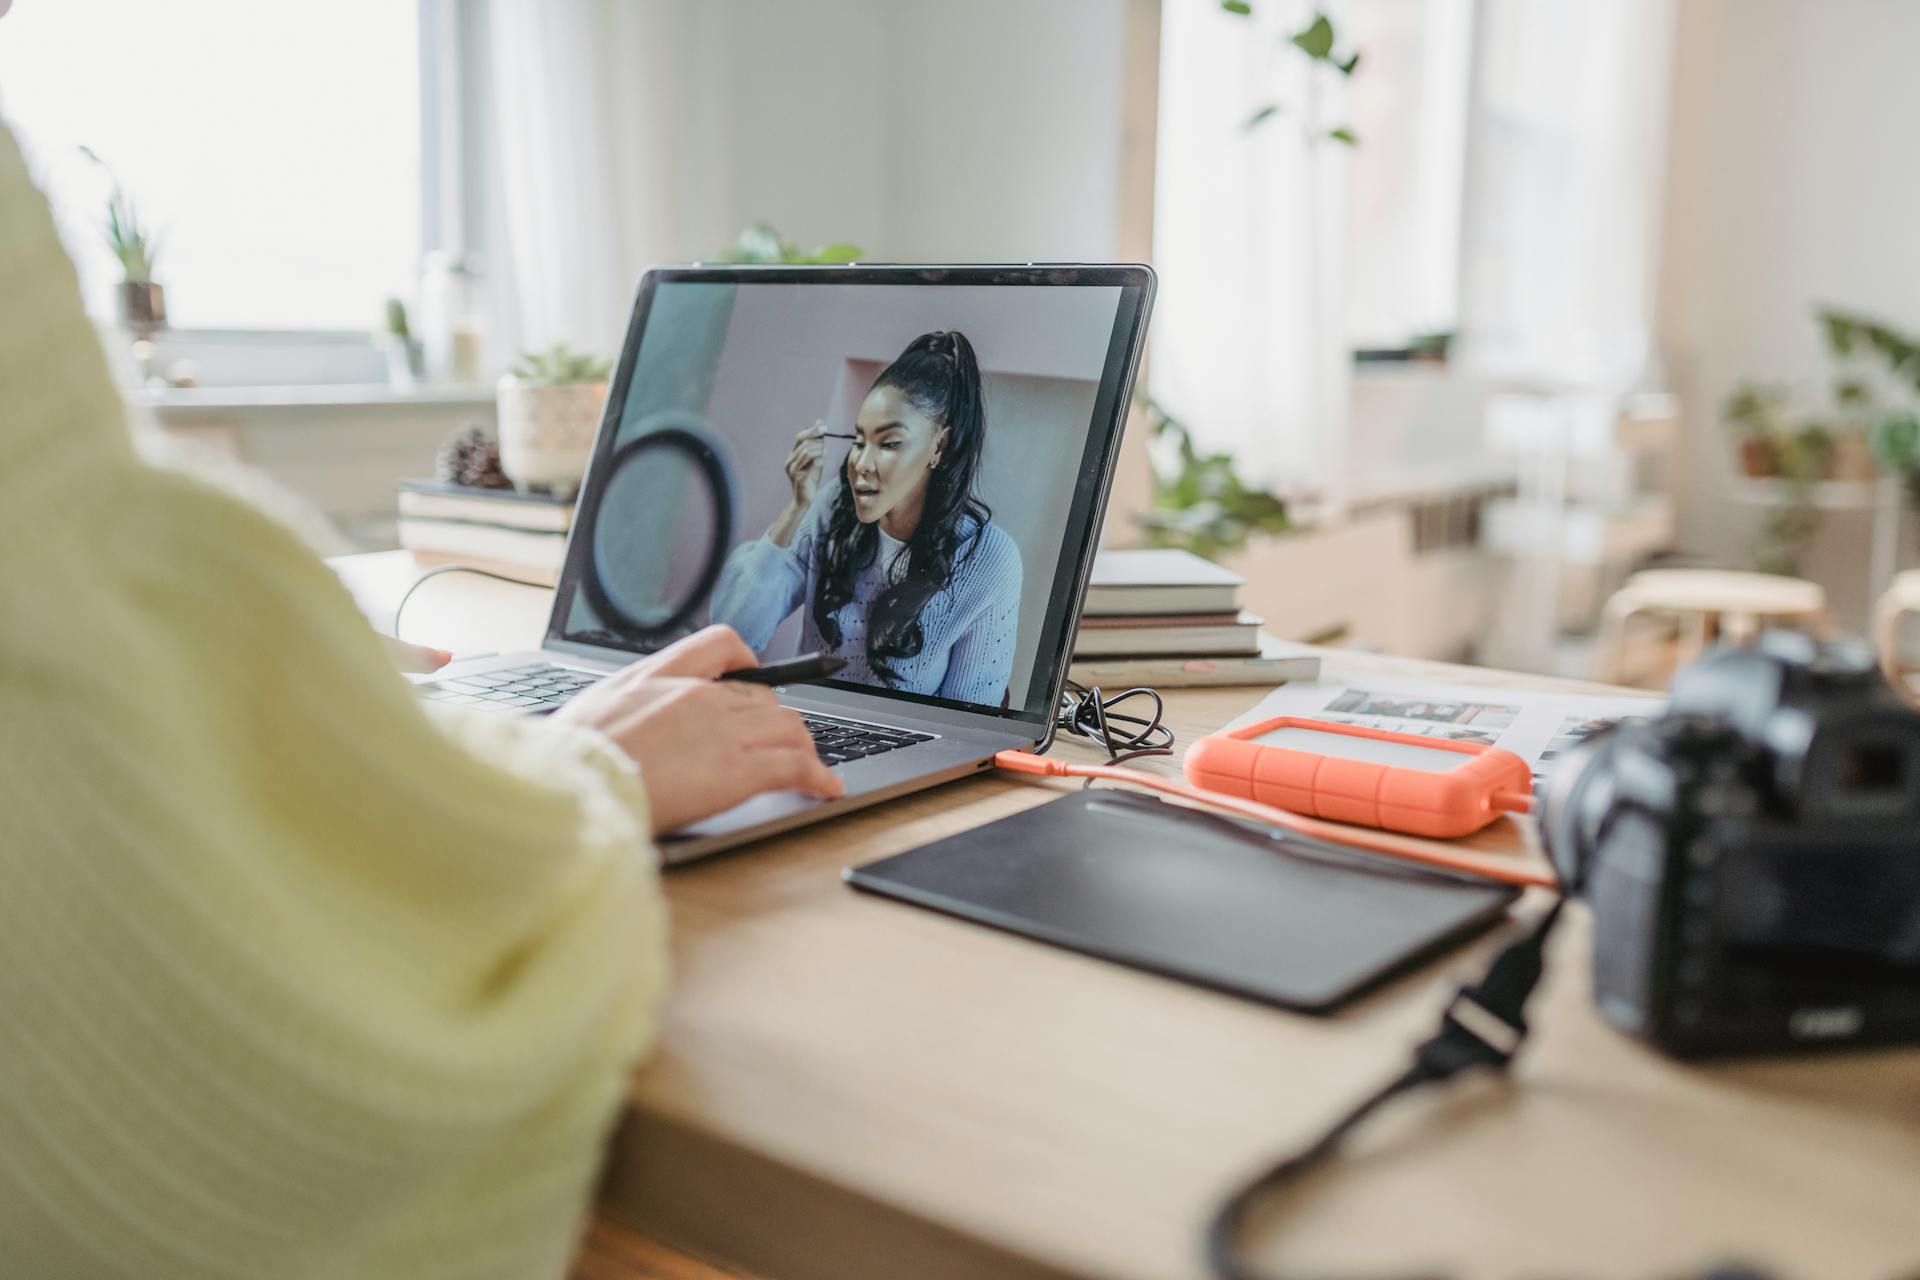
[385,635,454,673]
[553,625,845,835]
[784,421,830,508]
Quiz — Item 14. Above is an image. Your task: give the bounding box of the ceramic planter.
[1831,431,1879,483]
[1738,438,1778,478]
[117,280,166,332]
[383,335,424,391]
[496,376,607,497]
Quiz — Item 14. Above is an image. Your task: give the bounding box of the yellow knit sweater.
[0,125,667,1278]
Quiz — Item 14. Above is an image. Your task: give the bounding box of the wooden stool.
[1872,569,1920,703]
[1596,569,1831,687]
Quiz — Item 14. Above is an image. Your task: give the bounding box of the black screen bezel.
[547,263,1156,737]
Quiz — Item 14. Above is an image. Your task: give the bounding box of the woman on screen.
[712,330,1023,705]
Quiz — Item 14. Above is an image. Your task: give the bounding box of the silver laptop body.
[414,263,1155,864]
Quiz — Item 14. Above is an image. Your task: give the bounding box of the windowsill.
[131,383,496,412]
[1351,359,1455,380]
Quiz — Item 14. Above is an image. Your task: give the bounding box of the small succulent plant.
[509,343,612,384]
[79,145,161,282]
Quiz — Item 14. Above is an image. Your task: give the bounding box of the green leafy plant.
[1723,306,1920,573]
[1819,307,1920,514]
[510,343,612,384]
[1871,411,1920,496]
[1820,309,1920,454]
[1219,3,1361,144]
[1134,396,1292,559]
[1722,380,1792,475]
[717,222,863,265]
[78,145,160,282]
[384,297,412,342]
[1822,309,1920,385]
[1722,381,1835,575]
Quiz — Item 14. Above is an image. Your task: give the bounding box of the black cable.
[391,563,551,644]
[1056,679,1175,769]
[1204,899,1567,1280]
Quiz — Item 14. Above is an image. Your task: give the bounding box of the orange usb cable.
[993,750,1558,890]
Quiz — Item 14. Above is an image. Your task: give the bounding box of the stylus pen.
[718,652,848,686]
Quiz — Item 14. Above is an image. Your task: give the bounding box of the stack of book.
[394,479,574,584]
[1069,548,1319,688]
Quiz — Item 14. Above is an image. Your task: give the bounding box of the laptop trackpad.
[665,787,824,844]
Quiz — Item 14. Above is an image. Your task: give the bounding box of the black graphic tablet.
[845,789,1519,1013]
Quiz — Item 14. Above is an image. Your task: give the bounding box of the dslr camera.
[1541,632,1920,1058]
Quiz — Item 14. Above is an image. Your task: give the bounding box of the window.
[1150,0,1479,501]
[0,0,420,331]
[1343,0,1474,350]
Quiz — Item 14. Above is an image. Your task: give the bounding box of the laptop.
[414,263,1155,862]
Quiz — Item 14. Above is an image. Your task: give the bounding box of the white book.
[396,482,575,532]
[396,516,568,571]
[1072,611,1263,658]
[1081,548,1244,616]
[1068,635,1321,689]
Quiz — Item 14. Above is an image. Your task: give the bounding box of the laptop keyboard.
[801,714,934,765]
[418,663,934,764]
[418,662,601,712]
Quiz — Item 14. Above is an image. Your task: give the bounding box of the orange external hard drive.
[1183,715,1534,839]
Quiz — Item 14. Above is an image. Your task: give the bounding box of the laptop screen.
[550,267,1151,724]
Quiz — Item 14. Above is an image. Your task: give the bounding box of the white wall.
[671,0,1130,263]
[1659,0,1920,622]
[881,0,1129,262]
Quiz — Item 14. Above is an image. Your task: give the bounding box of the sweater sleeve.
[709,502,818,654]
[0,123,666,1280]
[936,524,1024,705]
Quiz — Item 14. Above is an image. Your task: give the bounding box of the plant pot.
[1737,438,1778,478]
[383,335,424,391]
[495,376,607,498]
[117,280,166,333]
[1830,431,1879,483]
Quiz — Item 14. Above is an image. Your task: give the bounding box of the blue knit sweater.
[712,496,1023,705]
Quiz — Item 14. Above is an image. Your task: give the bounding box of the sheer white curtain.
[1458,0,1676,388]
[1149,0,1351,506]
[483,0,707,361]
[1457,0,1677,673]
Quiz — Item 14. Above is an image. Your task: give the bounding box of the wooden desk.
[335,551,1920,1280]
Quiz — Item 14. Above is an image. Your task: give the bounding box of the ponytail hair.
[812,330,992,682]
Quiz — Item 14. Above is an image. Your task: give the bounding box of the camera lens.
[1538,727,1626,889]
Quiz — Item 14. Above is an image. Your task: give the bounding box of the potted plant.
[1823,308,1920,513]
[1722,381,1789,477]
[716,222,863,265]
[381,297,423,391]
[1870,411,1920,502]
[1754,423,1837,576]
[1133,397,1293,559]
[79,146,165,333]
[495,344,613,497]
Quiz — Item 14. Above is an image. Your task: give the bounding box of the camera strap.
[1205,898,1567,1280]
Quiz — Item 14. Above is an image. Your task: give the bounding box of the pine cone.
[435,424,510,489]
